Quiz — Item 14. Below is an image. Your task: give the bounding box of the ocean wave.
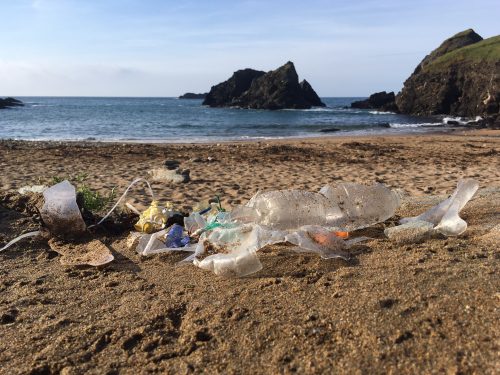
[389,122,441,128]
[369,110,396,115]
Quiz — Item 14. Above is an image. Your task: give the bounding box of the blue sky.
[1,0,498,96]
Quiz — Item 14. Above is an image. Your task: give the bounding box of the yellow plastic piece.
[134,201,168,233]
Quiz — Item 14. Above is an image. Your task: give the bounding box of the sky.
[0,0,499,97]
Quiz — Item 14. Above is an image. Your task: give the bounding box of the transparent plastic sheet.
[192,224,369,277]
[399,179,479,236]
[135,229,197,256]
[193,224,285,277]
[40,180,87,238]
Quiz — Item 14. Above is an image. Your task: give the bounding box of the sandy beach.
[0,130,499,374]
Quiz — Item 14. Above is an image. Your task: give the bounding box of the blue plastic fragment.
[165,224,190,248]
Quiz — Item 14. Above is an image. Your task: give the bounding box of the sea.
[0,97,460,143]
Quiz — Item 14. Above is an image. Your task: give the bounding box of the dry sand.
[0,130,499,374]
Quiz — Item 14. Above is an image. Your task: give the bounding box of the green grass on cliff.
[425,35,500,71]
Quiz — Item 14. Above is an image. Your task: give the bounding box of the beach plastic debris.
[319,182,401,230]
[18,185,47,195]
[126,231,143,250]
[40,180,87,238]
[0,231,41,252]
[137,183,399,277]
[48,238,114,266]
[165,224,190,248]
[134,200,169,233]
[189,223,369,277]
[245,183,401,231]
[246,190,340,230]
[400,179,479,236]
[384,220,435,244]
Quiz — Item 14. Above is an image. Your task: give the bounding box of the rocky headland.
[353,29,500,127]
[0,97,24,109]
[203,62,325,110]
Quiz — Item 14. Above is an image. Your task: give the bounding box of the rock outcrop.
[396,29,499,118]
[350,29,499,124]
[203,69,265,107]
[0,97,24,109]
[179,92,207,99]
[203,62,325,109]
[351,91,398,112]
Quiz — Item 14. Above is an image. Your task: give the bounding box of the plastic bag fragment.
[40,180,87,238]
[400,179,479,236]
[48,238,114,266]
[384,220,434,244]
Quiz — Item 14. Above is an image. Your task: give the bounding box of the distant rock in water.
[179,92,207,99]
[203,69,265,107]
[351,91,398,112]
[0,97,24,109]
[395,29,500,120]
[203,62,325,109]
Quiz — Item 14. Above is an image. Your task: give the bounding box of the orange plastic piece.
[333,231,349,239]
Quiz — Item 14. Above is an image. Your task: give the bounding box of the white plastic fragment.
[194,251,263,278]
[40,180,87,237]
[400,179,479,236]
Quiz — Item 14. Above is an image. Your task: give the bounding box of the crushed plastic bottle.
[244,183,401,232]
[245,190,341,230]
[400,179,479,236]
[40,180,87,238]
[319,182,401,230]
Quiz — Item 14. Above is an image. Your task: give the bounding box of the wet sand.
[0,129,499,374]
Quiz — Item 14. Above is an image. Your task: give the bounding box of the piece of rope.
[0,231,41,252]
[89,177,154,228]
